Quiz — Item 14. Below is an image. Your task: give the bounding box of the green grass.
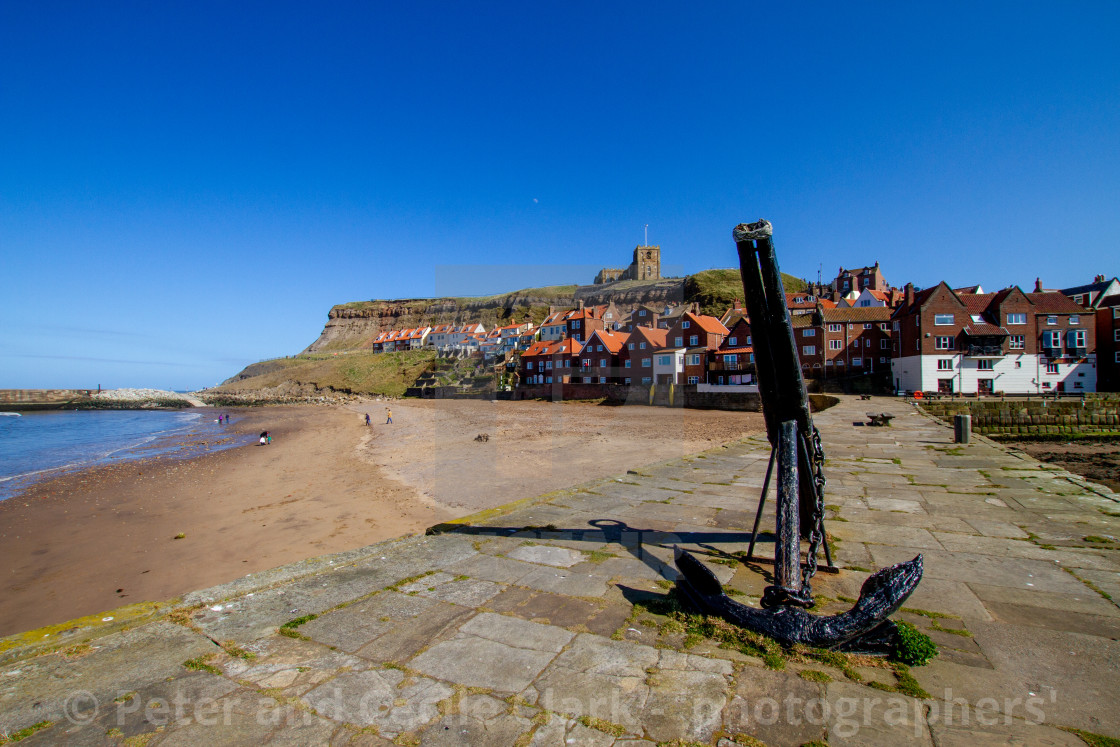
[182,655,221,675]
[0,721,52,744]
[684,268,807,318]
[1060,727,1120,747]
[212,349,438,399]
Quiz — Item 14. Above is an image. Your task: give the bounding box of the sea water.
[0,410,248,501]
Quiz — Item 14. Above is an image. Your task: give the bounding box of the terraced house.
[890,282,1096,395]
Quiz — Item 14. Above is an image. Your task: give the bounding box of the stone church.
[594,245,661,284]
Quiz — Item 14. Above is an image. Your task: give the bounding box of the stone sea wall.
[920,395,1120,437]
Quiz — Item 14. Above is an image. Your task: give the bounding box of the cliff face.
[303,279,686,353]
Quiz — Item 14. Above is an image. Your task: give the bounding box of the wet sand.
[1015,440,1120,493]
[0,399,763,636]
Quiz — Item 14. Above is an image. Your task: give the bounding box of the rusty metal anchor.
[673,219,923,653]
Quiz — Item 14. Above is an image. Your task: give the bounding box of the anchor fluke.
[673,547,924,652]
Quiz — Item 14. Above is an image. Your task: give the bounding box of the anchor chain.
[800,426,828,596]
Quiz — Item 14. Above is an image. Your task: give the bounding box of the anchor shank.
[774,419,802,596]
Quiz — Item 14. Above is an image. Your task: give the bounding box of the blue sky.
[2,2,1117,390]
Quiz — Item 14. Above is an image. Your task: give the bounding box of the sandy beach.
[0,399,762,636]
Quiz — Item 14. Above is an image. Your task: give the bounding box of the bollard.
[954,414,972,444]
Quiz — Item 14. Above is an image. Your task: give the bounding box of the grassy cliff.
[685,269,808,318]
[214,350,437,399]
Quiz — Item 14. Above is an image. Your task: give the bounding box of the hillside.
[214,269,807,399]
[212,350,437,401]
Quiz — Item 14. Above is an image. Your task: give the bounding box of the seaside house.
[624,326,669,385]
[520,338,581,385]
[539,309,575,341]
[816,306,892,378]
[653,348,686,385]
[890,282,1096,394]
[662,311,728,357]
[576,329,628,384]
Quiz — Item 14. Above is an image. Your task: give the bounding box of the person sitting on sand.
[259,431,268,446]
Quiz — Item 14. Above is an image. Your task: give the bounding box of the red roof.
[683,312,730,336]
[585,329,629,354]
[630,326,669,348]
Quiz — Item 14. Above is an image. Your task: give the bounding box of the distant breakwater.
[0,389,200,411]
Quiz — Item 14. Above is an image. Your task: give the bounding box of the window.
[581,358,591,367]
[596,344,603,351]
[545,361,552,370]
[674,337,683,347]
[658,355,672,366]
[852,339,860,348]
[1046,316,1057,325]
[545,376,551,384]
[728,336,737,346]
[1074,382,1084,389]
[829,339,842,350]
[746,336,752,345]
[573,320,581,328]
[526,362,534,370]
[828,324,841,332]
[1115,329,1120,342]
[935,336,954,350]
[1116,351,1120,363]
[688,354,701,365]
[689,335,699,346]
[1068,329,1086,349]
[1006,311,1025,324]
[881,339,889,349]
[682,321,690,329]
[893,321,900,331]
[604,312,612,320]
[803,345,816,356]
[852,357,862,366]
[624,377,631,384]
[641,358,651,367]
[977,359,993,371]
[937,359,953,370]
[1046,363,1059,374]
[624,359,631,368]
[599,358,606,367]
[687,376,699,384]
[723,354,736,364]
[718,376,725,384]
[639,342,647,350]
[1009,335,1024,350]
[879,357,886,363]
[934,314,954,325]
[802,329,816,337]
[1045,331,1062,349]
[1070,315,1080,325]
[628,343,634,350]
[642,377,652,384]
[864,323,873,329]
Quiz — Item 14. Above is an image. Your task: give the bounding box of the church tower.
[631,245,660,281]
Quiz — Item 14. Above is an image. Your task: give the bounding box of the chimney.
[1034,278,1043,293]
[578,299,584,310]
[1095,274,1105,283]
[904,282,914,307]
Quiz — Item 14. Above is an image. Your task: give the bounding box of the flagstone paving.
[2,396,1118,745]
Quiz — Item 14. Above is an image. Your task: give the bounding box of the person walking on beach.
[386,408,392,425]
[364,413,371,426]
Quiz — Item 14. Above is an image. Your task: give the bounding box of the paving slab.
[4,395,1120,744]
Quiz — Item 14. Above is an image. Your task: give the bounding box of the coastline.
[0,404,453,637]
[0,399,764,637]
